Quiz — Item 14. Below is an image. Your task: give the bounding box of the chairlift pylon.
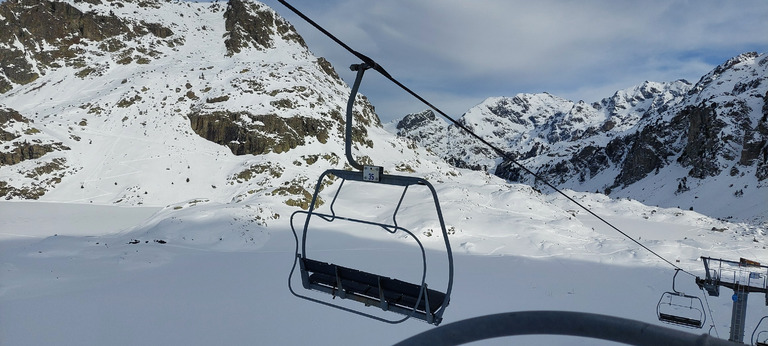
[656,269,706,328]
[288,63,454,326]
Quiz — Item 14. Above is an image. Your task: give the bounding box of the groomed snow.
[1,177,766,345]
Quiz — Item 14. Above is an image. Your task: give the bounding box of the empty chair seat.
[301,258,446,314]
[658,313,703,328]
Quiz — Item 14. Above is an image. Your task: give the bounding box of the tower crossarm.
[696,257,768,343]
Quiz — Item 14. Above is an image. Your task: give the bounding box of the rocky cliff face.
[0,0,179,93]
[223,0,305,55]
[0,107,70,198]
[188,0,379,157]
[397,52,768,223]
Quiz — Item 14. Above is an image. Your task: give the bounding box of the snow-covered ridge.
[396,52,767,225]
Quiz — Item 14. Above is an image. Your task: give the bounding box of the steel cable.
[277,0,697,277]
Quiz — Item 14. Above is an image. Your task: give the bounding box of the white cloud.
[266,0,768,121]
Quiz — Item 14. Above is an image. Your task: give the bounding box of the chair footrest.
[301,258,445,313]
[659,313,702,327]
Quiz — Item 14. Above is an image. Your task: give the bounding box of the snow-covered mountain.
[0,0,513,250]
[395,53,768,225]
[0,0,393,206]
[0,0,763,249]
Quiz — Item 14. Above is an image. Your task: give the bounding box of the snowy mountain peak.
[689,51,763,98]
[397,52,768,225]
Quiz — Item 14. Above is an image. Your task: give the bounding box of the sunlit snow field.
[1,183,766,345]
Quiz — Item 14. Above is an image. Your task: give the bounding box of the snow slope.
[1,175,766,345]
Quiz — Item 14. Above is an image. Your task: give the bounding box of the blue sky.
[261,0,768,123]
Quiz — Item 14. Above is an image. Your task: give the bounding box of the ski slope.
[1,178,766,345]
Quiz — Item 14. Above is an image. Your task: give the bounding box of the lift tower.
[697,257,768,343]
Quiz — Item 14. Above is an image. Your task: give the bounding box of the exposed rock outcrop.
[0,0,175,93]
[224,0,305,55]
[188,111,333,155]
[0,108,68,166]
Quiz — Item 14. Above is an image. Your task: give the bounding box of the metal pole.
[729,288,749,343]
[395,311,738,346]
[344,64,368,171]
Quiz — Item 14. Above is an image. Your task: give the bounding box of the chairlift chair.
[288,63,454,326]
[656,269,706,328]
[752,316,768,346]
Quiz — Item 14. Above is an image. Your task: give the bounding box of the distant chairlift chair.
[656,269,706,328]
[288,63,454,326]
[752,316,768,346]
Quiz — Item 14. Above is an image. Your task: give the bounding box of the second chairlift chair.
[288,63,454,326]
[656,269,706,328]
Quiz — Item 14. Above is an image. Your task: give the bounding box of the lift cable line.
[277,0,692,276]
[701,285,721,338]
